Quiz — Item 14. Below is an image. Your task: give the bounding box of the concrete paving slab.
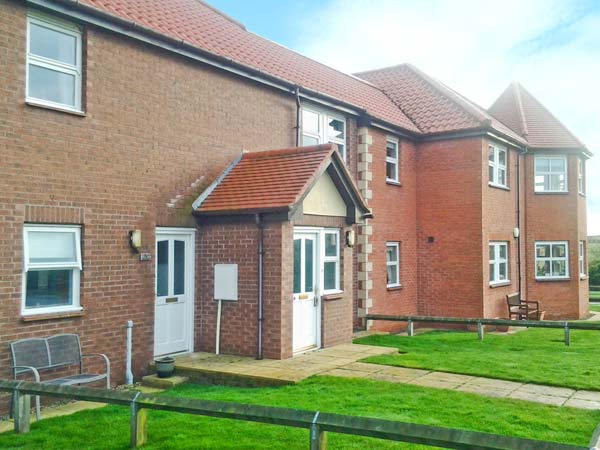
[515,384,575,398]
[571,390,600,402]
[563,398,600,410]
[509,391,566,406]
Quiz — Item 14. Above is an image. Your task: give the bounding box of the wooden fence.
[365,314,600,346]
[0,380,597,450]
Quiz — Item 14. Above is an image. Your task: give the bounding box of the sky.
[210,0,600,234]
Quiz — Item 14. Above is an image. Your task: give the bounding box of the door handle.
[314,288,320,307]
[165,297,178,303]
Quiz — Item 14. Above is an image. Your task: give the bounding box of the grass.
[590,302,600,311]
[355,328,600,391]
[589,291,600,302]
[0,377,598,449]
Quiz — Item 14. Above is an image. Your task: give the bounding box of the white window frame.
[535,241,569,280]
[26,12,83,112]
[489,242,509,285]
[386,242,401,288]
[578,158,585,195]
[22,224,82,316]
[386,137,399,183]
[534,156,568,193]
[301,106,347,161]
[322,229,341,294]
[488,143,507,188]
[579,241,586,278]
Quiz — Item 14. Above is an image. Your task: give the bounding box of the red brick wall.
[523,152,586,319]
[481,141,523,318]
[197,219,288,359]
[415,137,484,317]
[367,130,418,332]
[0,1,295,387]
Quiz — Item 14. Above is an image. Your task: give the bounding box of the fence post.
[407,320,414,337]
[130,393,147,448]
[309,412,327,450]
[13,388,31,434]
[564,323,571,346]
[477,321,484,341]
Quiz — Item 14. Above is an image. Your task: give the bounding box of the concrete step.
[142,374,189,389]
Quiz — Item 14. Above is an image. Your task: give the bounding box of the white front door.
[293,231,320,352]
[154,229,195,357]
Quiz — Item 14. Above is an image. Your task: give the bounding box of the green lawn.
[589,292,600,302]
[355,328,600,390]
[0,377,597,449]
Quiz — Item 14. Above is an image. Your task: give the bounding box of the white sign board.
[214,264,238,301]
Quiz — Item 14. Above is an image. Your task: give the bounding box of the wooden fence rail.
[0,380,594,450]
[365,314,600,346]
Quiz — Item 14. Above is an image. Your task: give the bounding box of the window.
[386,242,400,287]
[323,230,340,292]
[488,144,507,187]
[489,242,509,285]
[23,225,82,314]
[301,107,346,160]
[578,159,585,195]
[386,138,399,183]
[535,241,569,279]
[580,241,586,277]
[26,12,82,111]
[535,156,567,192]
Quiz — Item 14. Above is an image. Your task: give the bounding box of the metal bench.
[10,333,110,420]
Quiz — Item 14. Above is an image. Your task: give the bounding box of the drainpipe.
[256,213,265,360]
[125,320,134,385]
[516,148,527,299]
[295,86,301,146]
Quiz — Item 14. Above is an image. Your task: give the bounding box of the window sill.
[387,284,403,291]
[535,277,571,282]
[386,180,402,186]
[580,275,588,280]
[489,281,511,288]
[534,191,569,195]
[322,291,344,301]
[26,99,86,117]
[488,182,510,191]
[21,308,84,322]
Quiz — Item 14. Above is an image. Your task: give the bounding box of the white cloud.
[294,0,600,233]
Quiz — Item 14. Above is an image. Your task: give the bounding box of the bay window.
[23,225,82,314]
[535,156,567,192]
[535,241,569,279]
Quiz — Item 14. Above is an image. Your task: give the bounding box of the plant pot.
[155,356,175,378]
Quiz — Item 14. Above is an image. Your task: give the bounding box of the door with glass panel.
[154,230,194,356]
[293,232,320,352]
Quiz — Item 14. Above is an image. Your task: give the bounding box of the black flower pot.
[155,356,175,378]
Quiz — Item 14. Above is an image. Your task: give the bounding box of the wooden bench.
[506,293,543,320]
[10,333,110,420]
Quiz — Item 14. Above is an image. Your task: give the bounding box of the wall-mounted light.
[346,229,355,247]
[513,227,520,239]
[129,230,142,253]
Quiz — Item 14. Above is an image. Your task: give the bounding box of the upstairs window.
[23,225,82,315]
[578,159,585,195]
[535,156,567,192]
[386,242,400,287]
[489,242,509,285]
[301,107,346,160]
[26,12,82,111]
[488,144,507,187]
[386,138,399,183]
[535,241,569,279]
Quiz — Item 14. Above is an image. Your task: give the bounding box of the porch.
[170,344,396,386]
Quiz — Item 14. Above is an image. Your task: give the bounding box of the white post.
[126,320,134,385]
[216,299,222,355]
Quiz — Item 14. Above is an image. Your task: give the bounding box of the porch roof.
[192,144,371,222]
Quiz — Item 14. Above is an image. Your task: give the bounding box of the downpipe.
[125,320,134,385]
[256,214,265,360]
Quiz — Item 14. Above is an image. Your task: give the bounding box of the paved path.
[323,362,600,410]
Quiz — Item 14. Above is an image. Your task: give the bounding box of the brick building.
[0,0,590,386]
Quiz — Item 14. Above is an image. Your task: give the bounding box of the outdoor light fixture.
[129,230,142,252]
[346,229,355,247]
[513,227,520,239]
